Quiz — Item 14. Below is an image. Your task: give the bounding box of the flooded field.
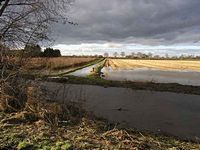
[102,67,200,86]
[67,59,200,86]
[40,82,200,141]
[69,62,101,77]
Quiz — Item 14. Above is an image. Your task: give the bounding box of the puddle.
[40,82,200,141]
[102,67,200,86]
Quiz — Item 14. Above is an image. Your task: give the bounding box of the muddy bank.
[39,82,200,141]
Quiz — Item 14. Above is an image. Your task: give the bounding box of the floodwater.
[39,82,200,141]
[102,67,200,86]
[69,62,101,77]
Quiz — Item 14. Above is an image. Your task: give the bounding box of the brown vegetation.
[24,57,97,71]
[0,85,199,149]
[105,59,200,71]
[1,114,200,149]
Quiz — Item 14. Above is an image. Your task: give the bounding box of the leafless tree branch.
[0,0,75,110]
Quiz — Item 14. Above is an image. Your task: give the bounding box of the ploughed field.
[105,59,200,71]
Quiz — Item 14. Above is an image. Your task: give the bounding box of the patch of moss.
[50,142,72,150]
[17,141,34,150]
[0,112,199,149]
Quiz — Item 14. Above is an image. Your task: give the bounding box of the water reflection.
[69,63,101,77]
[40,82,200,141]
[102,67,200,86]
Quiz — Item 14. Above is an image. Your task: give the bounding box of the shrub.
[42,48,61,57]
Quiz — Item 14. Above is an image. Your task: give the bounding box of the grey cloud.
[51,0,200,45]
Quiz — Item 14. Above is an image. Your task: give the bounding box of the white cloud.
[50,0,200,56]
[52,43,200,56]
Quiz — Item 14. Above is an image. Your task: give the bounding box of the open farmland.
[105,59,200,71]
[25,57,97,71]
[102,59,200,86]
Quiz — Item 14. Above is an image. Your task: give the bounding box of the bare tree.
[0,0,74,111]
[104,52,109,58]
[147,52,153,58]
[136,52,143,58]
[131,52,136,58]
[165,53,169,59]
[154,55,160,59]
[120,52,125,57]
[0,0,75,46]
[0,0,75,76]
[113,52,118,58]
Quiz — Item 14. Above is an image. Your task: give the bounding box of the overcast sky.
[51,0,200,56]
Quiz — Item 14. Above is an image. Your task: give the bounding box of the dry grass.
[1,113,200,149]
[0,85,200,149]
[106,59,200,71]
[24,57,96,70]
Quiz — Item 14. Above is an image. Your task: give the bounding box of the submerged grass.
[59,58,105,76]
[87,59,106,78]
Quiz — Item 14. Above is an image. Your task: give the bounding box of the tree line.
[8,44,61,57]
[104,52,200,60]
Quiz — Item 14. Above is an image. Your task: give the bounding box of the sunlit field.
[105,59,200,71]
[2,0,200,149]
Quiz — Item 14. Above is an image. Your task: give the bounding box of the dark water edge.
[39,82,200,141]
